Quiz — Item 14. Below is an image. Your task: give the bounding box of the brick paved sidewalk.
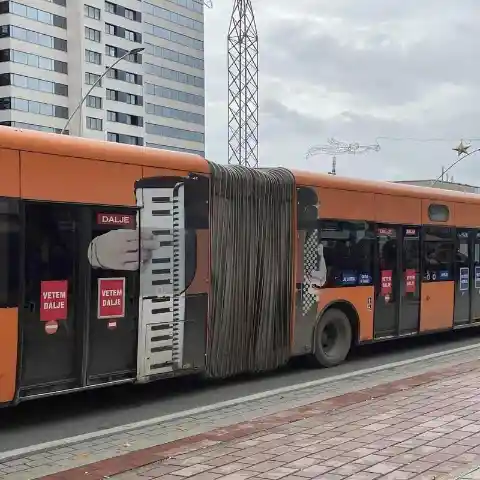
[32,360,480,480]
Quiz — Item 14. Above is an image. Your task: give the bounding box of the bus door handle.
[24,301,36,312]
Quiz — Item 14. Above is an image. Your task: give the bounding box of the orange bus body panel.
[0,148,20,197]
[318,287,374,341]
[420,282,455,332]
[317,188,374,221]
[21,152,143,206]
[374,195,422,225]
[454,202,480,227]
[0,308,18,403]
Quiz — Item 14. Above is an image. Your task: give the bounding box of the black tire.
[313,308,352,367]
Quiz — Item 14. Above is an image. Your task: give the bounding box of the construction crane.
[227,0,259,168]
[306,138,381,175]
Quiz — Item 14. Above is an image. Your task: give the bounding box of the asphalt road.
[1,328,480,453]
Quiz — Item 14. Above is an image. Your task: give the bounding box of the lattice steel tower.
[228,0,259,168]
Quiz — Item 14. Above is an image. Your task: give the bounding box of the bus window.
[319,220,374,288]
[423,226,454,282]
[0,199,19,307]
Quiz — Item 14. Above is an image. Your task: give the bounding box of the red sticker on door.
[380,270,392,296]
[98,277,126,319]
[40,280,68,322]
[405,269,416,293]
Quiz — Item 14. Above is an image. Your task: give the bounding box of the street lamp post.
[61,47,145,135]
[431,140,480,186]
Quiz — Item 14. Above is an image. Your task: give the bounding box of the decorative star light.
[453,140,471,156]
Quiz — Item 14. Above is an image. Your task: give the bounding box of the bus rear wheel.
[313,308,352,367]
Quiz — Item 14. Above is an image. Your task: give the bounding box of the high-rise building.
[0,0,205,156]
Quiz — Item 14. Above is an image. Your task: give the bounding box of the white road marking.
[1,342,479,462]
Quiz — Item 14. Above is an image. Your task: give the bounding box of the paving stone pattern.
[1,347,480,479]
[69,363,480,479]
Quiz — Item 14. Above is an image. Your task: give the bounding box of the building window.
[106,89,116,101]
[107,111,143,126]
[144,63,203,88]
[7,73,68,96]
[86,95,102,109]
[145,102,204,125]
[9,2,67,29]
[105,1,115,13]
[144,82,203,107]
[143,2,203,32]
[105,1,141,21]
[0,121,67,134]
[85,4,100,20]
[146,142,204,156]
[7,25,67,51]
[85,72,101,87]
[107,132,143,145]
[106,88,142,105]
[86,116,103,131]
[106,67,142,85]
[144,23,203,51]
[164,0,203,13]
[85,26,101,42]
[0,97,68,119]
[125,29,135,41]
[105,45,116,57]
[105,23,116,35]
[145,122,204,143]
[4,49,68,74]
[85,49,102,64]
[145,43,203,70]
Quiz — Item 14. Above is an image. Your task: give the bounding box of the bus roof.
[0,126,210,174]
[292,169,480,205]
[2,126,480,206]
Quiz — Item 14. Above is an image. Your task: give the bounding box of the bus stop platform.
[3,347,480,480]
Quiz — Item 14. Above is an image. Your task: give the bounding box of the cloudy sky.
[204,0,480,183]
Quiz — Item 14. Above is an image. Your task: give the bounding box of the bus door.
[19,202,85,397]
[374,225,400,338]
[86,207,139,385]
[419,226,455,332]
[472,231,480,322]
[398,226,421,335]
[454,229,472,326]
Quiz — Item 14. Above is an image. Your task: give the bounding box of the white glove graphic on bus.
[307,243,327,295]
[87,228,161,271]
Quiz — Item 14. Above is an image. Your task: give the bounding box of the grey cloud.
[261,5,480,106]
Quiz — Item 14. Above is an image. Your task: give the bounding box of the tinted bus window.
[0,199,19,307]
[320,220,374,287]
[423,226,454,282]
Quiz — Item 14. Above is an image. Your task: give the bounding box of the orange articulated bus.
[1,126,480,407]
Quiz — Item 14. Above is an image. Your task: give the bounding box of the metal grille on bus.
[136,186,185,381]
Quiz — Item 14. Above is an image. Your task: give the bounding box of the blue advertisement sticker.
[342,271,357,286]
[460,267,469,291]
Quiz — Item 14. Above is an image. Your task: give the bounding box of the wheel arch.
[313,300,360,353]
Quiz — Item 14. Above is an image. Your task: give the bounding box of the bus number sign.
[98,277,126,319]
[40,280,68,322]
